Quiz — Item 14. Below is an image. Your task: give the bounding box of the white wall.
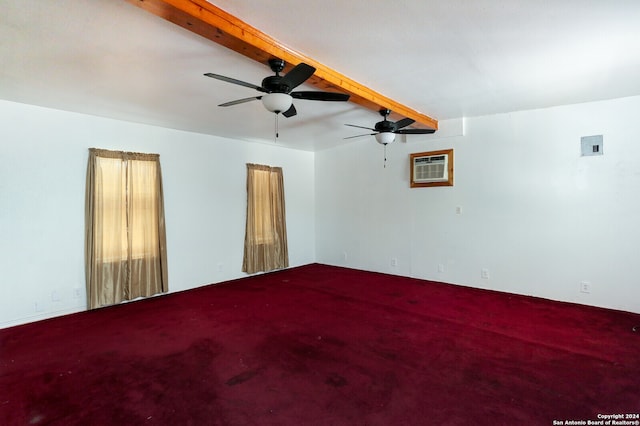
[3,95,639,328]
[316,96,640,314]
[0,100,315,327]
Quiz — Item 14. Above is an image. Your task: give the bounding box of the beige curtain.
[242,163,289,274]
[85,148,168,309]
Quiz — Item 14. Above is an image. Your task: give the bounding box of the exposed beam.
[126,0,438,130]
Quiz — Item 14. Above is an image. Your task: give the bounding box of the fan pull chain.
[383,144,387,168]
[274,113,279,142]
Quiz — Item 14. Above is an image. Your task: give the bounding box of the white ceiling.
[2,0,640,151]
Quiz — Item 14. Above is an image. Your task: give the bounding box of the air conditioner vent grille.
[413,155,447,183]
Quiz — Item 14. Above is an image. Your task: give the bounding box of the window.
[242,164,289,274]
[85,148,168,309]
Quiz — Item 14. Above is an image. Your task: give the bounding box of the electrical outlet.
[580,281,591,294]
[73,288,81,299]
[391,258,398,267]
[437,263,445,273]
[342,251,347,261]
[481,268,490,279]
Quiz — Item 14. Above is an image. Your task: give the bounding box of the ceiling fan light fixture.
[375,132,396,145]
[261,93,293,113]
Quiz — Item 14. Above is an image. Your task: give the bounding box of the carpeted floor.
[1,264,639,425]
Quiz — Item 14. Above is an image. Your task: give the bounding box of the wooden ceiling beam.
[126,0,438,130]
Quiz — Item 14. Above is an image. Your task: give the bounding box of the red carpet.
[2,264,640,425]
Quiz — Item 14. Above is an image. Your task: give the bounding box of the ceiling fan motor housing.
[375,120,395,132]
[262,75,291,93]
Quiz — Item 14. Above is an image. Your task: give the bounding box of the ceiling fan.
[345,109,436,145]
[204,58,350,118]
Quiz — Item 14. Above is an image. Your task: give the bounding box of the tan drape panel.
[242,164,289,274]
[85,148,168,309]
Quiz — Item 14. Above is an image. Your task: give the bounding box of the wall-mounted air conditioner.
[410,149,454,187]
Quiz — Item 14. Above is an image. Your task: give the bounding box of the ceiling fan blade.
[204,73,266,92]
[345,123,376,131]
[282,104,297,118]
[395,128,437,134]
[218,96,262,107]
[280,63,316,91]
[344,133,376,140]
[394,118,415,130]
[291,91,350,101]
